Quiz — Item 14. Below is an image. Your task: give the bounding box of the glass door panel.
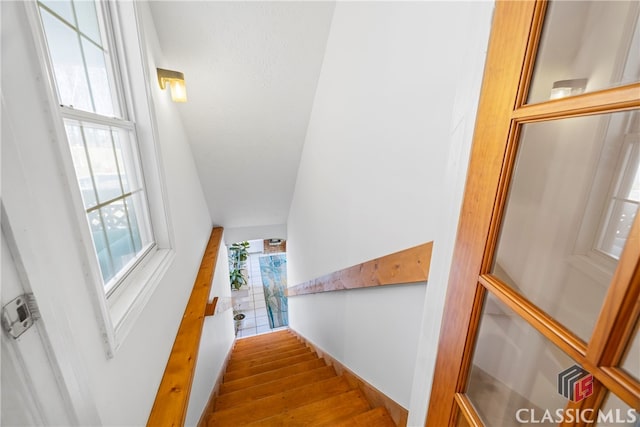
[527,0,639,104]
[596,392,639,426]
[466,293,575,427]
[492,110,639,341]
[619,318,640,382]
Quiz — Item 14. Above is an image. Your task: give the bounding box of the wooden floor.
[205,329,396,426]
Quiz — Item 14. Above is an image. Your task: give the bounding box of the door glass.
[596,392,639,426]
[466,293,578,427]
[619,317,639,382]
[492,110,640,341]
[527,0,640,104]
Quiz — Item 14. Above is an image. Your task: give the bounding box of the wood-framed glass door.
[427,1,640,426]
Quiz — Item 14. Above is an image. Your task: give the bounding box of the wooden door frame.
[425,1,640,426]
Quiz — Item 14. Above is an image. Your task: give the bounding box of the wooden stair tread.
[223,352,318,382]
[331,407,397,427]
[226,347,312,372]
[229,341,305,360]
[234,334,293,347]
[219,358,326,394]
[207,376,352,426]
[233,330,297,346]
[234,329,291,343]
[233,334,299,351]
[214,365,337,411]
[245,389,371,426]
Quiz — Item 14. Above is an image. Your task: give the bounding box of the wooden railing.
[147,227,224,427]
[286,242,433,297]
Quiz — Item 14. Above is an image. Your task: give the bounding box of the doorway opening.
[230,239,289,338]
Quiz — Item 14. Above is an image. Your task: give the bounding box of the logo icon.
[558,365,593,402]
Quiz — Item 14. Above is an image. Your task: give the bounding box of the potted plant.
[228,241,249,291]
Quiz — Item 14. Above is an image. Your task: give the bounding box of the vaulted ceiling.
[149,1,335,232]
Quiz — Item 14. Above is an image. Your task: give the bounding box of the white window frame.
[25,0,175,358]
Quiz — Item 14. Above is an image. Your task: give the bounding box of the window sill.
[106,248,175,357]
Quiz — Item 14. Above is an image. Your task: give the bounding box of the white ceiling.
[149,1,335,230]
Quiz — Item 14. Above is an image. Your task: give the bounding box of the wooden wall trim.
[289,328,409,427]
[286,242,433,297]
[147,227,224,427]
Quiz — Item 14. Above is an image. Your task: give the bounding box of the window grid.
[38,0,155,295]
[38,0,121,117]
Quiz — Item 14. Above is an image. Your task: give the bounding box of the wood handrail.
[147,227,224,427]
[286,242,433,297]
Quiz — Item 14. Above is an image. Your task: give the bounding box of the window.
[30,0,174,355]
[36,0,155,296]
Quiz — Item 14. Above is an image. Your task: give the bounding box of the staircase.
[205,329,397,426]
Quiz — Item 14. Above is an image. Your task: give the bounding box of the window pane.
[111,129,142,193]
[83,124,122,203]
[527,1,640,104]
[492,110,639,341]
[82,38,115,117]
[39,0,74,26]
[124,196,142,253]
[40,9,92,111]
[88,210,114,283]
[65,121,97,209]
[127,191,153,249]
[620,317,639,382]
[466,293,577,427]
[596,392,639,426]
[73,0,101,45]
[100,202,136,278]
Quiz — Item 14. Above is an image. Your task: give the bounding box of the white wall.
[286,0,493,418]
[186,241,234,426]
[1,1,230,425]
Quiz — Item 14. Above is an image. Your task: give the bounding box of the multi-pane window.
[37,0,154,294]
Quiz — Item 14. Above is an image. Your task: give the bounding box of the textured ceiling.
[149,1,335,230]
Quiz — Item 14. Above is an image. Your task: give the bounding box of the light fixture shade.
[169,79,187,103]
[157,68,187,103]
[549,78,588,100]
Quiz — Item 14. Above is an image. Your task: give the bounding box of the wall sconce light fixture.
[549,78,588,100]
[157,68,187,103]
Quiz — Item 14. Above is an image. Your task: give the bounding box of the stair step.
[230,340,304,360]
[219,358,326,394]
[214,366,337,411]
[234,330,293,348]
[233,336,300,351]
[331,407,397,427]
[224,352,318,382]
[245,389,371,426]
[226,347,312,372]
[207,376,352,426]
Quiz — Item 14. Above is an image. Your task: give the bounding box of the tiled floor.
[234,252,271,338]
